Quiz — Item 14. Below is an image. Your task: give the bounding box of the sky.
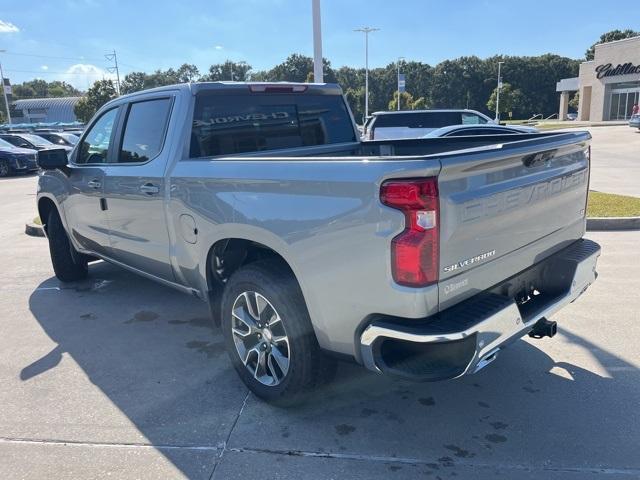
[0,0,639,90]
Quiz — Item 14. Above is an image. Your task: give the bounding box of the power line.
[4,68,109,75]
[1,51,105,63]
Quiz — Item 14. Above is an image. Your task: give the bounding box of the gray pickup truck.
[36,82,600,404]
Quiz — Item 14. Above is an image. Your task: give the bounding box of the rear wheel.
[0,159,10,177]
[221,260,336,405]
[47,209,88,282]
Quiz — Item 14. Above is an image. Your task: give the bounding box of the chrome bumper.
[360,239,601,380]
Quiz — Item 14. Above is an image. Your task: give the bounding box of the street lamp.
[495,61,504,122]
[0,50,11,125]
[312,0,323,82]
[354,26,379,121]
[397,56,405,111]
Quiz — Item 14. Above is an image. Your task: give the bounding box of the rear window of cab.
[190,93,356,157]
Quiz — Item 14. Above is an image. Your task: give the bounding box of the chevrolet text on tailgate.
[36,82,600,404]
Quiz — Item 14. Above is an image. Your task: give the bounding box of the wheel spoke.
[232,326,251,338]
[271,335,288,346]
[243,292,260,320]
[267,312,281,326]
[232,306,258,332]
[268,346,289,378]
[243,346,259,366]
[254,349,267,380]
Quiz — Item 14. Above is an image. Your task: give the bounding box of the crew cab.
[37,82,600,404]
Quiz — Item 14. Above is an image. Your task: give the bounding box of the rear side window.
[118,98,172,163]
[461,113,489,125]
[372,112,462,130]
[190,93,356,157]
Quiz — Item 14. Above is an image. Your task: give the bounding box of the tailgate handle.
[522,149,557,168]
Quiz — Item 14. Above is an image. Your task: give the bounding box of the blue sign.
[398,74,406,93]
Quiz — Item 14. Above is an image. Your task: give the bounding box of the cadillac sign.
[595,62,640,79]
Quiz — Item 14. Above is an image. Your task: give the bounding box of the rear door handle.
[87,179,101,189]
[139,183,160,195]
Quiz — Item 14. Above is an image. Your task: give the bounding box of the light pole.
[0,50,11,124]
[354,26,379,120]
[312,0,323,82]
[495,61,504,122]
[397,56,405,111]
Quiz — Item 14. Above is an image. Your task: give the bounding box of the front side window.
[118,98,172,163]
[76,108,118,164]
[190,93,356,157]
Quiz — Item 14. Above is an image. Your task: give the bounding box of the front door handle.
[87,179,101,189]
[139,183,160,195]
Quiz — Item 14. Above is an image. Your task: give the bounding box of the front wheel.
[47,209,88,282]
[221,260,336,405]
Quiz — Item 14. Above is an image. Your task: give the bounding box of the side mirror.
[37,148,69,170]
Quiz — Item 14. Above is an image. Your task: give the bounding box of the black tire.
[221,259,336,405]
[0,159,10,177]
[47,209,88,282]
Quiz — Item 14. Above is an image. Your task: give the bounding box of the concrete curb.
[25,222,45,237]
[587,216,640,231]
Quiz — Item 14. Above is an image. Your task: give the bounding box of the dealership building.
[557,35,640,121]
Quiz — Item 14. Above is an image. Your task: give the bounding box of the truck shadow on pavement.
[26,261,640,478]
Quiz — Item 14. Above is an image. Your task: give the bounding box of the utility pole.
[397,56,405,111]
[105,50,121,95]
[312,0,323,82]
[354,26,379,121]
[495,61,504,122]
[0,50,11,124]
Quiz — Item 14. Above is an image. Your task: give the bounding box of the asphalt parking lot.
[1,129,639,479]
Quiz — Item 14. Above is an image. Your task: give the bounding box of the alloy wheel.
[231,291,290,386]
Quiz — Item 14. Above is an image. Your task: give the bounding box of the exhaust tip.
[528,317,557,339]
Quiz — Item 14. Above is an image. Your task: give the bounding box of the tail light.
[380,178,439,287]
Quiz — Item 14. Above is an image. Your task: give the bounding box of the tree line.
[72,53,580,123]
[1,29,636,125]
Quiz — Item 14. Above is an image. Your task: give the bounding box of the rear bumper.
[359,239,601,380]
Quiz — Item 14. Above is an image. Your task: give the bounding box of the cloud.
[41,65,49,71]
[214,45,223,50]
[0,20,19,33]
[60,63,115,90]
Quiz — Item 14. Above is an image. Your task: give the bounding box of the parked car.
[629,114,640,130]
[364,109,494,140]
[37,82,600,404]
[0,138,38,177]
[566,113,578,121]
[0,133,73,154]
[35,131,79,147]
[423,124,539,138]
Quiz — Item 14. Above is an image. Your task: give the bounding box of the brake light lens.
[380,178,439,287]
[248,84,308,93]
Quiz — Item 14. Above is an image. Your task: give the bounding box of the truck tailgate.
[437,132,591,309]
